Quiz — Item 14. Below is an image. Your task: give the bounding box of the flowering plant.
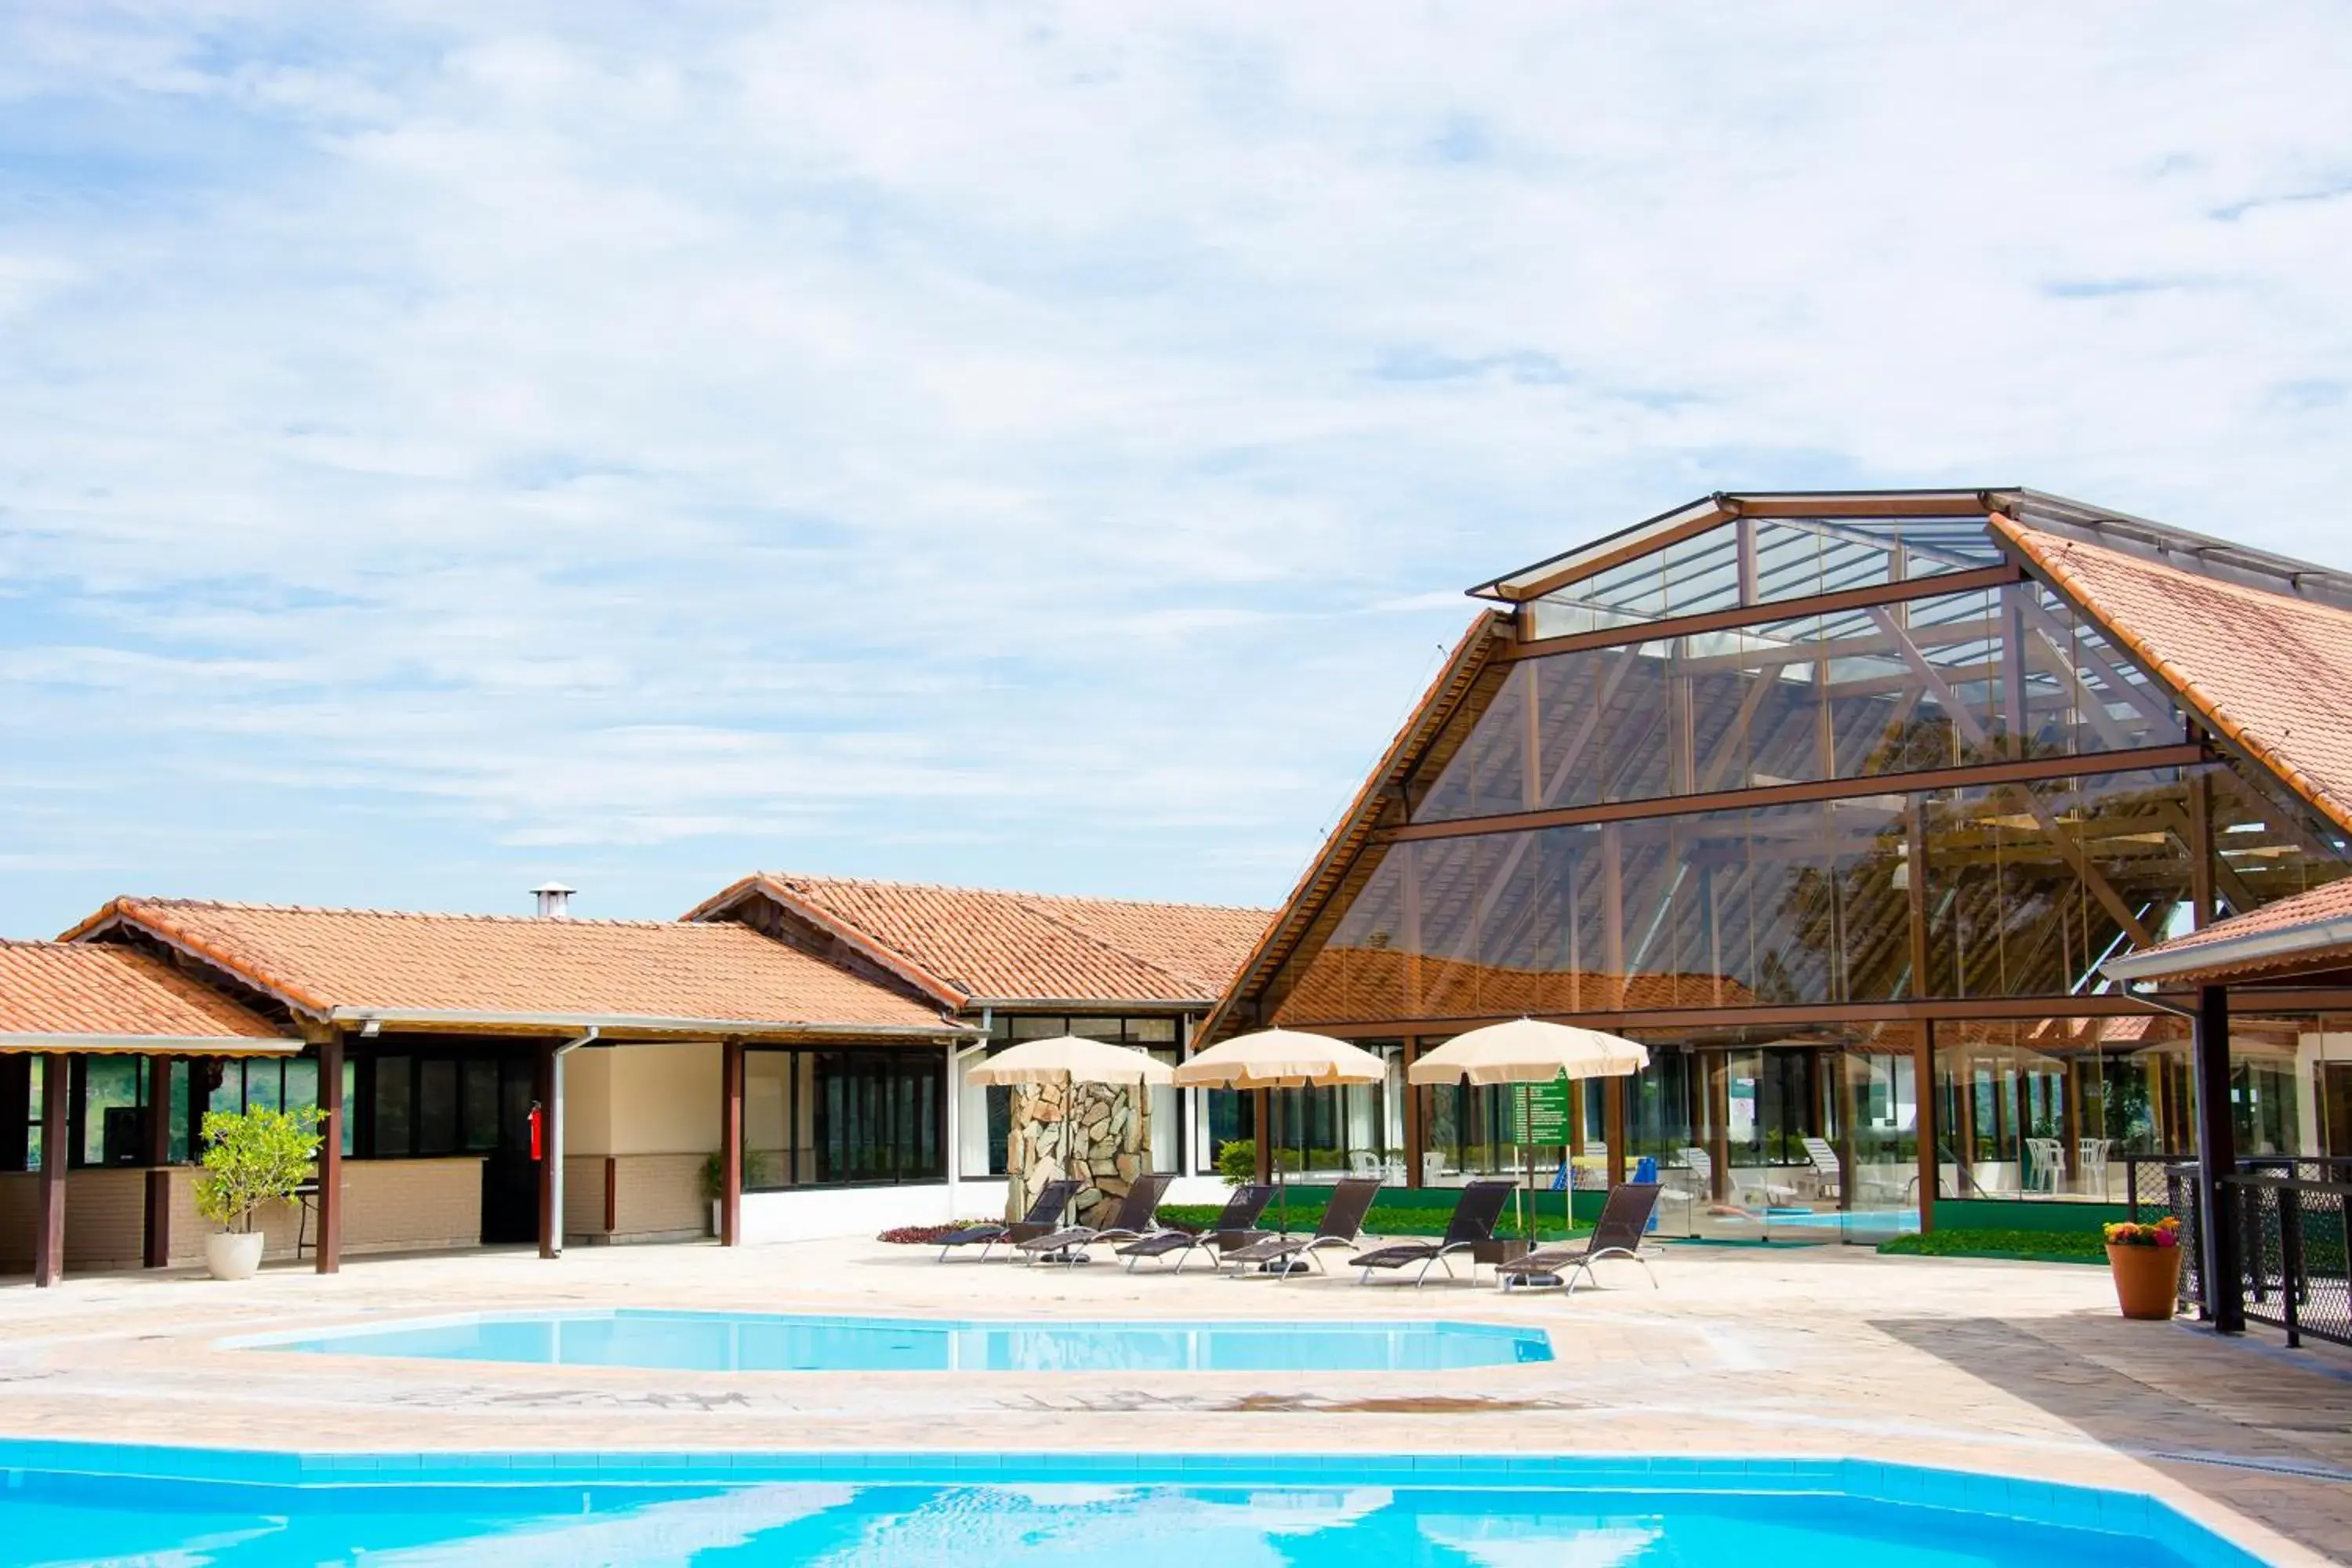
[2102,1216,2182,1248]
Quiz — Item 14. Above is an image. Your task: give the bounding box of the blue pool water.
[0,1445,2267,1567]
[242,1309,1555,1373]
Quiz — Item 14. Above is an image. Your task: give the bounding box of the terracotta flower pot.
[2107,1242,2183,1320]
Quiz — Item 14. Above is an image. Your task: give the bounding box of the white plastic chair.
[2024,1138,2064,1194]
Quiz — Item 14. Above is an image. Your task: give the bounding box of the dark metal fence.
[2122,1152,2196,1220]
[2170,1163,2352,1349]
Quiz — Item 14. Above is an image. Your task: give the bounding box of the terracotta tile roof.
[689,876,1273,1009]
[60,898,954,1035]
[0,941,285,1044]
[2002,517,2352,837]
[1200,611,1515,1041]
[2104,875,2352,986]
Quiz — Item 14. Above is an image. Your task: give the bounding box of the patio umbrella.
[1172,1028,1388,1245]
[1409,1018,1651,1243]
[965,1036,1173,1216]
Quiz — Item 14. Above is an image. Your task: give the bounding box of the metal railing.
[2169,1162,2352,1349]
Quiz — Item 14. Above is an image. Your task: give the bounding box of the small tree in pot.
[194,1106,321,1279]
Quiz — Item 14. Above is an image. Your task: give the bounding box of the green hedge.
[1878,1228,2107,1265]
[1933,1199,2132,1233]
[1156,1196,1591,1243]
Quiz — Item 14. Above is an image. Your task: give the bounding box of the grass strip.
[1876,1228,2107,1265]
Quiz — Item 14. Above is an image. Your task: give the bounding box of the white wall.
[609,1040,722,1156]
[739,1180,1008,1244]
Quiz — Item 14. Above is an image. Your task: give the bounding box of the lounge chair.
[1116,1182,1275,1273]
[1016,1171,1176,1267]
[934,1178,1080,1262]
[1222,1177,1383,1278]
[1349,1179,1514,1287]
[1496,1181,1664,1294]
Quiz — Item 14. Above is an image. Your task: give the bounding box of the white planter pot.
[205,1230,266,1281]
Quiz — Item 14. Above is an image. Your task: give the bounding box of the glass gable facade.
[1246,499,2352,1237]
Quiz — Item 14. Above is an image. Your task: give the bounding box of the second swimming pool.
[241,1309,1555,1373]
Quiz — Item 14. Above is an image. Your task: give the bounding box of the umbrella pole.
[1519,1082,1531,1244]
[1275,1087,1287,1237]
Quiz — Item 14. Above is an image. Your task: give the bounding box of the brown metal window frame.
[1375,741,2208,846]
[1498,563,2025,662]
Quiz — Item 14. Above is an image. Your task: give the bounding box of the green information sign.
[1508,1078,1575,1144]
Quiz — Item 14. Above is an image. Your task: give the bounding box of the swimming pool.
[0,1443,2267,1566]
[240,1309,1555,1373]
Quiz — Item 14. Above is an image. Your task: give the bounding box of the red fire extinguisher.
[528,1102,544,1162]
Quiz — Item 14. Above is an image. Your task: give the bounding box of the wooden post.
[1915,1022,1938,1234]
[34,1054,67,1287]
[720,1038,745,1247]
[2193,984,2241,1332]
[1401,1036,1425,1189]
[1605,1076,1627,1187]
[1707,1051,1731,1202]
[143,1055,173,1268]
[1834,1049,1857,1211]
[535,1040,557,1261]
[315,1033,344,1274]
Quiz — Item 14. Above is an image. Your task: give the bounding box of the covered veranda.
[1,941,297,1287]
[2103,881,2352,1343]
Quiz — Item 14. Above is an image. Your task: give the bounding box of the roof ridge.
[1007,897,1204,993]
[120,897,733,932]
[760,872,1269,916]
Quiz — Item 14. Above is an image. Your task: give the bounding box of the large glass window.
[1273,760,2352,1027]
[1421,583,2182,826]
[745,1047,944,1187]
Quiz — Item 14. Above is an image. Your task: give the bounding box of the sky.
[3,3,2350,935]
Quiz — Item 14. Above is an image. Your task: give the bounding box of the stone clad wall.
[1006,1081,1149,1227]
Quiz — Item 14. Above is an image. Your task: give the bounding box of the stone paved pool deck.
[2,1237,2347,1565]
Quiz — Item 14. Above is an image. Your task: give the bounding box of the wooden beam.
[721,1038,745,1247]
[1402,1036,1425,1187]
[1500,564,2024,662]
[1494,503,1731,604]
[1915,1023,1937,1234]
[34,1054,67,1288]
[314,1032,343,1273]
[143,1054,172,1269]
[1375,743,2207,844]
[1731,494,1994,520]
[1605,1075,1627,1187]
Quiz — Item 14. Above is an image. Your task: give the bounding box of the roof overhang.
[2103,916,2352,989]
[0,1031,298,1056]
[324,1007,971,1042]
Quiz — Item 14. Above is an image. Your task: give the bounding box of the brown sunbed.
[1016,1171,1176,1267]
[1495,1181,1664,1294]
[935,1178,1080,1262]
[1349,1179,1514,1287]
[1222,1177,1383,1278]
[1116,1182,1276,1272]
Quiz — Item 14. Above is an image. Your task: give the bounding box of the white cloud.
[2,2,2350,927]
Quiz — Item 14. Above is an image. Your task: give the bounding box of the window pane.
[84,1057,143,1167]
[283,1058,318,1116]
[374,1057,411,1156]
[244,1060,281,1114]
[745,1051,792,1191]
[417,1059,459,1155]
[1008,1016,1068,1040]
[463,1060,499,1152]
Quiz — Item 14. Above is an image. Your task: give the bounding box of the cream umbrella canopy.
[1409,1018,1652,1242]
[966,1036,1174,1214]
[1173,1028,1388,1243]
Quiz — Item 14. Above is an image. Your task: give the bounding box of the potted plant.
[699,1149,776,1234]
[194,1105,322,1280]
[2102,1215,2184,1319]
